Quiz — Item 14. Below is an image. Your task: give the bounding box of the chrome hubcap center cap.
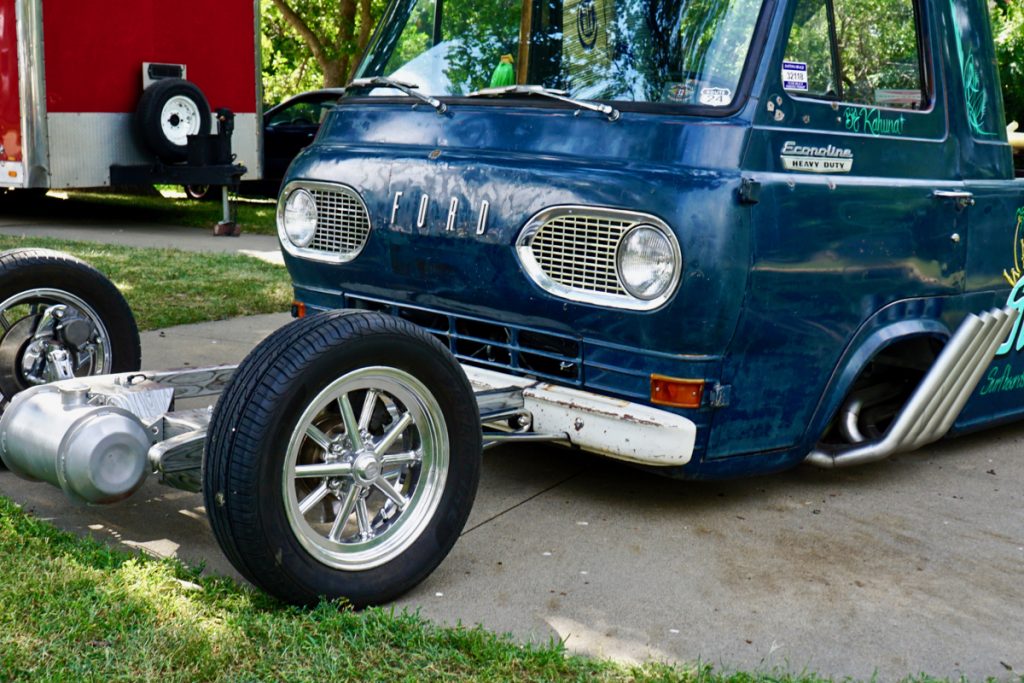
[352,452,381,485]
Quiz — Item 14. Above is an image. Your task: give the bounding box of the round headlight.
[283,189,318,248]
[616,225,678,301]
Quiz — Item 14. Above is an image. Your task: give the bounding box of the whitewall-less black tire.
[204,311,482,607]
[136,79,211,163]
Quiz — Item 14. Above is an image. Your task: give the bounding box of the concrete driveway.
[0,313,1020,681]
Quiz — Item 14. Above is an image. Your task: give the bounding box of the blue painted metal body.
[282,0,1024,479]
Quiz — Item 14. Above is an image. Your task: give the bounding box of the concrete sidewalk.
[0,313,1021,681]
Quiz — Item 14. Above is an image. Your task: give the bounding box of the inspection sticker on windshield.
[699,87,731,106]
[782,61,808,91]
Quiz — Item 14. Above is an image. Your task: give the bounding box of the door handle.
[933,190,975,208]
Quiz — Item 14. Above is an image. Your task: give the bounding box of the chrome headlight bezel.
[516,206,682,311]
[276,180,373,264]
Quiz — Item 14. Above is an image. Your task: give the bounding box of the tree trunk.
[272,0,351,87]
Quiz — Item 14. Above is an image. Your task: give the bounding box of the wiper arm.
[466,85,620,122]
[347,77,448,114]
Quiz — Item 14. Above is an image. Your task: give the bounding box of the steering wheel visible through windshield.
[352,0,765,107]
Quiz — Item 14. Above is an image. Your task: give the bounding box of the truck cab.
[277,0,1024,479]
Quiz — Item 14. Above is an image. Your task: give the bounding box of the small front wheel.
[204,311,481,607]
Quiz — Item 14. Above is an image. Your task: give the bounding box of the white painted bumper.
[463,365,696,467]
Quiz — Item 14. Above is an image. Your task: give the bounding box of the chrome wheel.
[0,287,113,401]
[283,365,449,571]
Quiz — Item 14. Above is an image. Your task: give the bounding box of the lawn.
[0,235,292,330]
[1,188,278,235]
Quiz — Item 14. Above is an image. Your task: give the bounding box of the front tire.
[204,311,481,607]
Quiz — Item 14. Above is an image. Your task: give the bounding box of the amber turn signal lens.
[650,375,703,409]
[291,301,307,318]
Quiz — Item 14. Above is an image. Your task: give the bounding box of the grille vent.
[517,207,678,310]
[309,187,371,256]
[529,214,631,296]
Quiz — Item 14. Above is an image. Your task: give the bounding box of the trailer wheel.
[0,248,141,406]
[136,79,211,163]
[183,184,217,201]
[204,311,481,607]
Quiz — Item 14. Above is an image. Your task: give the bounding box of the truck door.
[947,0,1024,429]
[0,0,23,187]
[708,0,965,459]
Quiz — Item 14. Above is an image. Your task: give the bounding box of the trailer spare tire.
[136,79,211,163]
[204,311,482,607]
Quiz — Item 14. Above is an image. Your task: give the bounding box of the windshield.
[353,0,765,107]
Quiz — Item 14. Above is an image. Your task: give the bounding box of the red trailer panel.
[1,0,261,191]
[43,1,257,115]
[0,0,22,184]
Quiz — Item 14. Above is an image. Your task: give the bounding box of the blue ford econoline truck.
[1,0,1022,605]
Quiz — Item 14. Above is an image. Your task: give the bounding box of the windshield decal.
[699,88,732,107]
[782,61,808,92]
[576,0,599,49]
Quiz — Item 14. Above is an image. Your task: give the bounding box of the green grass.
[0,235,292,330]
[3,188,278,235]
[0,497,674,681]
[0,497,977,683]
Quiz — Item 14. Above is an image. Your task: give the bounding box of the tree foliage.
[259,0,1024,126]
[992,0,1024,125]
[261,0,384,103]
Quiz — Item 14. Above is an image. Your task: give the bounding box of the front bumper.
[466,365,696,466]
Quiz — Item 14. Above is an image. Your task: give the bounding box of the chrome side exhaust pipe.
[806,307,1018,469]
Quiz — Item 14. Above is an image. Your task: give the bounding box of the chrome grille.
[309,187,371,255]
[529,214,630,295]
[517,207,678,310]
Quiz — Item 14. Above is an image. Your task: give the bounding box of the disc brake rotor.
[0,315,42,399]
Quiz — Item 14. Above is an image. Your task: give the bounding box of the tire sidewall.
[136,79,211,163]
[0,250,141,375]
[243,326,480,605]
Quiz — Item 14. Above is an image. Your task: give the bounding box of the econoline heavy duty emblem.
[780,141,854,173]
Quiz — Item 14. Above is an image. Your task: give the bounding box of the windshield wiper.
[347,77,448,114]
[466,85,620,122]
